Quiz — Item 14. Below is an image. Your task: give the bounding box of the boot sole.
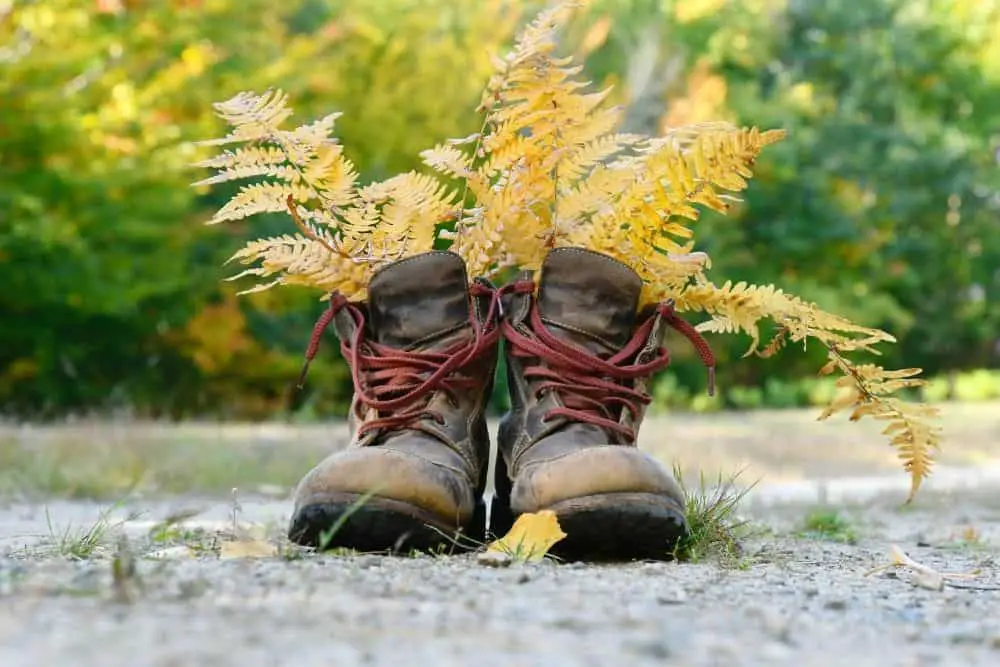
[288,494,472,555]
[544,492,689,562]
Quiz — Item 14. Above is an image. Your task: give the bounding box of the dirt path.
[2,406,999,666]
[2,479,999,667]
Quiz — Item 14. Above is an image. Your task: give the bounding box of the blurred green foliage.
[2,0,999,419]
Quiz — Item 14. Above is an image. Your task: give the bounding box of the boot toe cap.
[292,447,475,526]
[510,445,684,513]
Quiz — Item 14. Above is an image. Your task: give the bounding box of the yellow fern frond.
[207,182,316,224]
[424,0,632,275]
[195,90,359,218]
[198,89,294,147]
[191,146,298,186]
[419,1,941,497]
[196,90,458,300]
[420,144,476,181]
[559,132,644,181]
[225,234,371,301]
[355,171,457,257]
[639,251,712,294]
[197,6,942,499]
[557,126,782,265]
[304,142,359,208]
[427,0,785,280]
[672,279,893,356]
[671,276,939,499]
[817,353,941,502]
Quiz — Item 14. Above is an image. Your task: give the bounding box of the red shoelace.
[298,282,503,435]
[501,280,716,442]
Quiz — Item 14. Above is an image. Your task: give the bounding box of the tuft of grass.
[148,508,205,545]
[937,525,989,551]
[424,521,509,559]
[671,464,759,566]
[145,511,218,557]
[797,509,858,544]
[44,500,140,559]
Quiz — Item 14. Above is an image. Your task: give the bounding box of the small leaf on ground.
[865,543,981,590]
[219,539,277,559]
[486,510,566,562]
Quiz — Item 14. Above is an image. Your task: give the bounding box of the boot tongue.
[367,251,471,348]
[535,247,643,351]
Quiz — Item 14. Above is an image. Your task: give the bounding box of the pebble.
[625,639,672,659]
[656,588,687,605]
[476,551,512,568]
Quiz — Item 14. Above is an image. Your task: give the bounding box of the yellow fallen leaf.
[486,510,567,562]
[864,543,981,586]
[219,539,277,559]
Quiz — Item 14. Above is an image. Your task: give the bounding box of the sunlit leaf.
[486,510,567,562]
[219,539,278,559]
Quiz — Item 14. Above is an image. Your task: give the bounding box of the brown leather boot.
[287,251,503,553]
[497,247,717,561]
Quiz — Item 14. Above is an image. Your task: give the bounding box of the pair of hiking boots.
[287,246,715,560]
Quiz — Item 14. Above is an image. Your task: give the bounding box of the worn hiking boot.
[287,251,503,553]
[497,247,716,560]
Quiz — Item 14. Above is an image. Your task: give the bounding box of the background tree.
[0,0,518,418]
[578,0,1000,407]
[2,0,998,419]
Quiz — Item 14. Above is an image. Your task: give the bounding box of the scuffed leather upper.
[498,247,685,514]
[292,251,497,526]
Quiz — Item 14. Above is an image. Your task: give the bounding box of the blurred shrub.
[3,0,1000,419]
[652,368,999,412]
[923,369,1000,403]
[0,0,522,419]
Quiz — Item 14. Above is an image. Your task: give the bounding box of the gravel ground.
[2,406,998,666]
[2,480,1000,667]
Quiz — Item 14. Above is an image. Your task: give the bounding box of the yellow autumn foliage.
[486,510,568,562]
[197,0,941,500]
[195,90,457,301]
